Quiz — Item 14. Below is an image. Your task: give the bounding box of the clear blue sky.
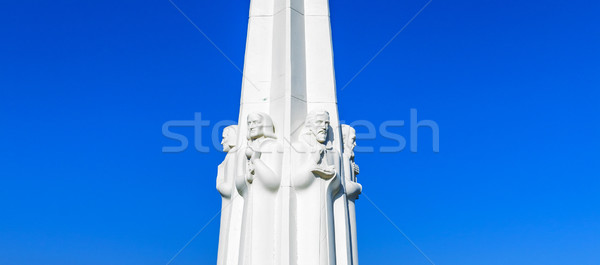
[1,0,599,264]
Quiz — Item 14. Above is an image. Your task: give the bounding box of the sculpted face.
[346,130,356,152]
[309,113,330,143]
[342,125,356,156]
[247,113,265,140]
[221,128,235,152]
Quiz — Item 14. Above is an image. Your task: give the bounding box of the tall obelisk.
[224,0,359,264]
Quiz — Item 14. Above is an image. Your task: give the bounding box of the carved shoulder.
[257,138,281,152]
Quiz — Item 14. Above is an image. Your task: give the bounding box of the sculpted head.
[342,124,356,155]
[247,112,276,141]
[305,110,330,144]
[221,125,238,152]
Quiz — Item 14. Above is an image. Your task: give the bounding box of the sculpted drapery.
[216,125,242,265]
[215,111,362,265]
[212,0,363,264]
[291,110,341,265]
[235,112,282,265]
[342,124,362,265]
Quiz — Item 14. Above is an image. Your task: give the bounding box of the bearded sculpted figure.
[342,124,362,265]
[292,110,342,265]
[217,125,239,198]
[216,125,243,265]
[235,112,282,265]
[342,125,362,199]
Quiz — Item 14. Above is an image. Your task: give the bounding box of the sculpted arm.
[311,147,335,180]
[216,164,232,198]
[295,143,315,170]
[345,179,362,198]
[235,149,249,196]
[249,143,282,190]
[343,155,362,198]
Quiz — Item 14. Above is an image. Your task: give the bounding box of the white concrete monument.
[215,0,362,264]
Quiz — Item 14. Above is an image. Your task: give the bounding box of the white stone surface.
[216,126,243,265]
[342,125,362,265]
[236,113,283,265]
[215,1,362,265]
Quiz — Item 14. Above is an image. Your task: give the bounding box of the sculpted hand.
[246,146,262,162]
[311,146,325,164]
[346,181,362,198]
[312,165,335,180]
[246,169,255,183]
[245,147,254,160]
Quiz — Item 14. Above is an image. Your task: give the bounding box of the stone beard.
[215,111,362,265]
[292,110,342,265]
[234,112,282,265]
[211,0,365,263]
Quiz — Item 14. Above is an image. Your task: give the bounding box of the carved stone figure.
[217,125,239,198]
[235,112,282,265]
[212,0,364,263]
[216,125,243,265]
[342,125,362,199]
[292,110,342,265]
[342,124,363,265]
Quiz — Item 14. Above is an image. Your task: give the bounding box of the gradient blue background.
[1,0,599,264]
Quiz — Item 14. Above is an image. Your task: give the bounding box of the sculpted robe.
[292,135,342,265]
[216,147,243,265]
[342,151,362,265]
[235,137,282,265]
